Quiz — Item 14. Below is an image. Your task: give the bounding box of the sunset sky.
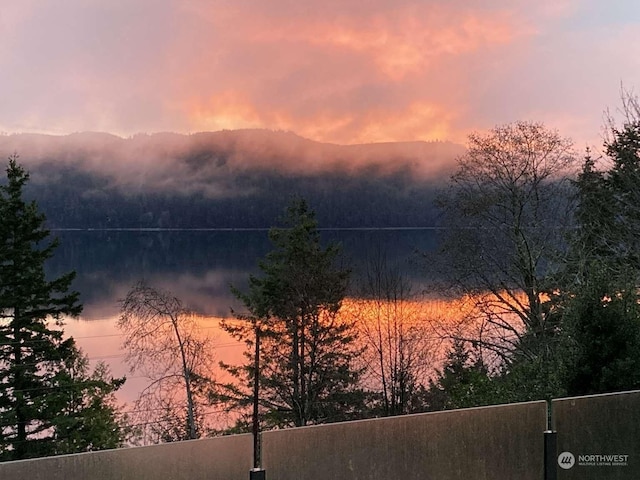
[1,0,639,148]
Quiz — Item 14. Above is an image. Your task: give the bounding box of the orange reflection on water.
[64,292,526,436]
[341,291,531,370]
[340,294,479,332]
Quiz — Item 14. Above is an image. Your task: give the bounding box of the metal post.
[544,430,557,480]
[250,469,266,480]
[250,323,266,480]
[252,324,260,469]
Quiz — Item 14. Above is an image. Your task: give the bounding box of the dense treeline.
[25,166,443,229]
[1,130,461,229]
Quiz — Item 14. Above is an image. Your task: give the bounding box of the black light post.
[544,430,557,480]
[250,322,266,480]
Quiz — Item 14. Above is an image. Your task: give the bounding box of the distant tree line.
[24,165,443,229]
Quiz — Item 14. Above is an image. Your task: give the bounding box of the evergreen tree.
[219,198,364,428]
[555,114,640,397]
[606,120,640,272]
[425,339,497,411]
[0,156,125,460]
[561,268,640,396]
[48,353,127,455]
[563,152,617,281]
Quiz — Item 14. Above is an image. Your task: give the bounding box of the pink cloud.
[1,0,639,148]
[169,2,538,144]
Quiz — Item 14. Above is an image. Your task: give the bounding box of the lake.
[49,228,444,405]
[50,228,441,319]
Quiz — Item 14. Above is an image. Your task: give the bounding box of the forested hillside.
[0,130,463,228]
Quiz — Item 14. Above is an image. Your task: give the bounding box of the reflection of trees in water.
[428,292,529,369]
[46,229,439,319]
[68,289,527,435]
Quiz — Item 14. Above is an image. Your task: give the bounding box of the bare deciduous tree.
[434,122,577,367]
[118,282,215,444]
[351,249,436,415]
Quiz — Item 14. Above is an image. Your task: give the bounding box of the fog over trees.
[0,130,463,229]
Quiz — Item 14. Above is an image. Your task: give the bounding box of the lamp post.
[250,321,266,480]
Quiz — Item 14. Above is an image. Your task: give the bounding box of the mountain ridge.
[0,129,464,229]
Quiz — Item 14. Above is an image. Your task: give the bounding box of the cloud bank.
[1,0,639,147]
[0,130,464,197]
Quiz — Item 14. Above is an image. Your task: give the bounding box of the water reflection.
[64,296,469,420]
[49,229,439,319]
[50,229,445,427]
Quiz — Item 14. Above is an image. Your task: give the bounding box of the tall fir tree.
[556,117,640,396]
[561,268,640,396]
[606,120,640,272]
[0,156,125,460]
[219,198,364,428]
[565,152,617,279]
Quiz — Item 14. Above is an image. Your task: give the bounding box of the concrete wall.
[553,390,640,480]
[262,401,547,480]
[6,392,638,480]
[0,434,252,480]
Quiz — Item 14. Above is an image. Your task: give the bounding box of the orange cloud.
[4,0,635,149]
[187,92,266,132]
[236,5,527,81]
[172,1,538,144]
[185,91,458,145]
[327,10,524,81]
[348,102,458,144]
